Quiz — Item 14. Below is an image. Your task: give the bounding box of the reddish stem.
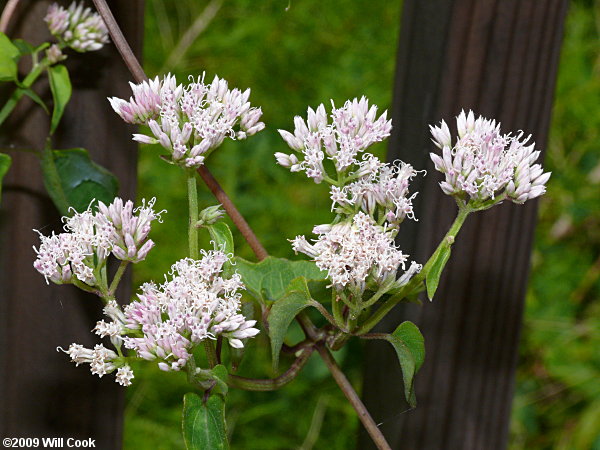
[196,165,268,260]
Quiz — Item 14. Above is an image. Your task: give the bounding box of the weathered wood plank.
[0,1,143,448]
[360,1,568,448]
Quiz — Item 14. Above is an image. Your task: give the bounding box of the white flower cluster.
[292,212,421,293]
[330,158,420,229]
[279,98,422,297]
[429,110,551,204]
[33,198,162,286]
[59,343,134,386]
[44,2,109,52]
[95,252,260,372]
[275,97,392,183]
[109,73,265,168]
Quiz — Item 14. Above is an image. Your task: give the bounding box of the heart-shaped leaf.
[381,321,425,407]
[267,277,314,370]
[182,392,228,450]
[41,148,118,215]
[235,256,325,305]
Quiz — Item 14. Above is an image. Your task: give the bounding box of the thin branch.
[92,0,146,84]
[197,165,268,260]
[0,0,20,33]
[227,346,315,391]
[315,344,391,450]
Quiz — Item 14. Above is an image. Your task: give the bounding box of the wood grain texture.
[0,1,143,448]
[360,1,568,449]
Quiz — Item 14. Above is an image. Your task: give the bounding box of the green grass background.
[123,0,600,448]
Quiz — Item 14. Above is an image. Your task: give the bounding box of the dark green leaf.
[47,64,71,134]
[0,153,12,203]
[426,246,452,300]
[19,87,48,113]
[0,32,20,81]
[267,277,313,370]
[182,392,228,450]
[234,256,326,304]
[382,321,425,407]
[41,148,119,215]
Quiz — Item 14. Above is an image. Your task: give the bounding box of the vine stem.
[315,344,391,450]
[0,0,20,33]
[93,2,390,448]
[227,346,315,391]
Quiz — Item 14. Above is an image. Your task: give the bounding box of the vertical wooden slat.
[0,1,143,448]
[360,1,568,448]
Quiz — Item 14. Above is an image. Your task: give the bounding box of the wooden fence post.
[360,1,569,448]
[0,1,143,448]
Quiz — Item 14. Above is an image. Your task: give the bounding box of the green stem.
[108,261,129,296]
[0,57,50,126]
[356,205,471,335]
[187,172,199,258]
[361,278,395,310]
[203,340,218,368]
[331,291,344,329]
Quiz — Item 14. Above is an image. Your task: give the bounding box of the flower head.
[429,110,550,204]
[330,158,421,228]
[110,73,264,168]
[121,251,259,371]
[33,198,162,286]
[58,343,133,386]
[45,2,109,52]
[276,97,392,183]
[292,212,420,293]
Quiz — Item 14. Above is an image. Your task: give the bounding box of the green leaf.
[234,256,326,305]
[0,153,12,203]
[382,321,425,407]
[47,64,71,134]
[267,277,313,370]
[426,245,452,300]
[41,148,119,215]
[206,222,234,274]
[19,87,48,113]
[182,393,229,450]
[12,40,49,56]
[0,32,20,81]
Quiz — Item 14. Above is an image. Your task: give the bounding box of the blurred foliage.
[510,1,600,449]
[122,0,599,449]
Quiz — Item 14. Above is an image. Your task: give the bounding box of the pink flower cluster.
[109,73,264,168]
[33,197,162,286]
[276,97,392,183]
[94,252,260,372]
[429,110,551,204]
[330,158,420,229]
[292,212,421,293]
[44,2,109,52]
